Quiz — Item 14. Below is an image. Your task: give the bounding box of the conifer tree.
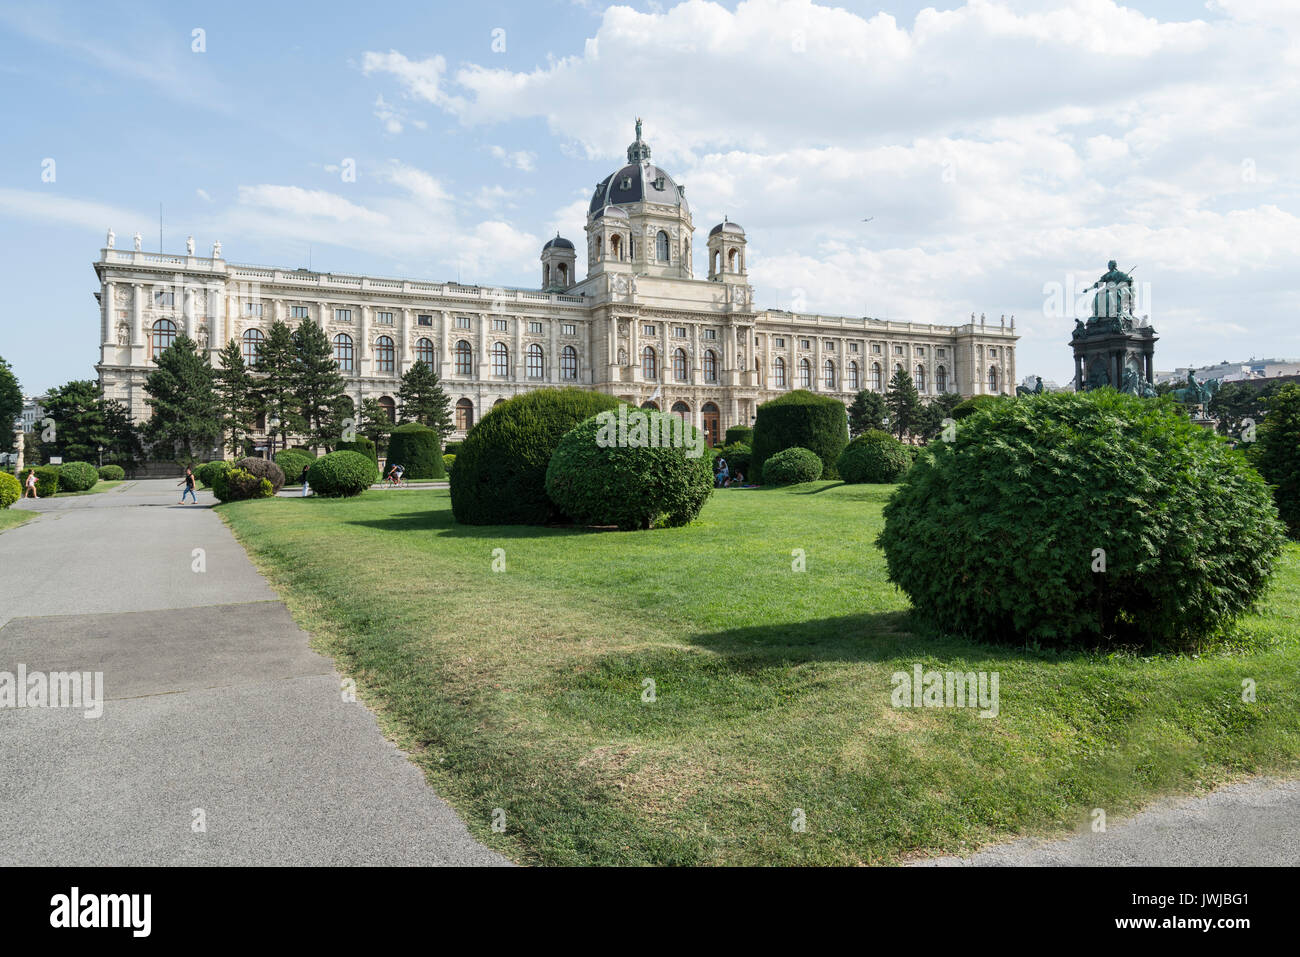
[885,367,922,441]
[256,320,302,450]
[214,338,260,457]
[292,319,348,448]
[143,334,220,459]
[847,389,888,437]
[397,360,453,439]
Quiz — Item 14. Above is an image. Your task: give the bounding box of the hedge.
[451,388,621,525]
[751,390,849,481]
[212,467,275,502]
[545,409,714,530]
[233,456,285,493]
[878,389,1286,648]
[336,437,378,464]
[19,467,60,497]
[0,472,20,508]
[57,461,99,492]
[761,446,824,485]
[386,423,444,480]
[306,451,377,497]
[98,464,126,481]
[837,430,910,484]
[725,425,754,446]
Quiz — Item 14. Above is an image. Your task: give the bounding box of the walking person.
[300,464,311,497]
[23,469,39,499]
[178,466,197,505]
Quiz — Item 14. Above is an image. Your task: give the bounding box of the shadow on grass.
[345,510,602,540]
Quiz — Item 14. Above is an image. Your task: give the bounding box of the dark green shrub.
[725,425,754,446]
[451,387,621,525]
[307,451,377,498]
[950,394,1003,420]
[1252,383,1300,538]
[212,467,275,502]
[386,423,444,480]
[878,390,1286,648]
[274,449,315,477]
[19,467,60,497]
[57,461,98,492]
[234,456,285,493]
[98,465,125,481]
[442,453,456,473]
[196,460,232,489]
[336,437,378,464]
[0,472,20,508]
[751,390,849,481]
[718,442,751,479]
[442,440,462,456]
[545,409,714,530]
[762,446,823,485]
[837,430,910,484]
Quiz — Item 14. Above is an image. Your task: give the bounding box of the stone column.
[358,306,371,376]
[548,317,559,384]
[102,281,115,347]
[132,284,144,349]
[399,308,411,373]
[513,315,523,383]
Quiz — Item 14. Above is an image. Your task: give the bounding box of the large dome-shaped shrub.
[545,408,714,530]
[98,464,125,481]
[761,446,824,486]
[751,390,849,481]
[212,467,274,502]
[274,449,315,478]
[234,456,285,493]
[0,472,20,508]
[877,390,1286,648]
[837,430,910,484]
[451,388,621,525]
[307,450,378,497]
[336,437,378,464]
[58,461,98,492]
[386,423,444,480]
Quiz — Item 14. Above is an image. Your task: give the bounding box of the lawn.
[220,482,1300,865]
[0,509,34,533]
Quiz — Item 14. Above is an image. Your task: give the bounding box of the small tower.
[707,217,746,281]
[541,234,576,291]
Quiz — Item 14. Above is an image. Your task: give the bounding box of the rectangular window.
[562,323,576,336]
[376,311,394,325]
[493,318,509,331]
[291,305,310,319]
[937,348,946,358]
[872,343,881,354]
[850,342,859,353]
[245,303,263,317]
[800,339,810,350]
[417,314,433,326]
[529,321,543,334]
[894,345,903,355]
[824,341,835,351]
[334,308,351,323]
[915,346,925,356]
[674,327,687,338]
[774,337,785,347]
[154,290,175,307]
[643,324,656,337]
[704,329,717,340]
[990,347,998,357]
[456,316,471,329]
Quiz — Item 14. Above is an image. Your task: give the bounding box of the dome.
[588,120,688,216]
[543,234,574,251]
[709,219,744,237]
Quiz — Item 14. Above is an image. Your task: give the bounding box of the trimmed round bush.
[196,460,232,489]
[212,467,274,502]
[274,449,315,477]
[878,390,1286,649]
[451,387,621,525]
[762,446,824,486]
[0,472,20,508]
[951,394,1003,420]
[442,453,456,473]
[98,464,125,481]
[57,461,98,492]
[725,425,754,446]
[234,456,285,493]
[545,409,714,530]
[837,430,910,484]
[386,423,444,480]
[306,450,378,497]
[19,467,60,497]
[336,437,378,464]
[751,390,849,481]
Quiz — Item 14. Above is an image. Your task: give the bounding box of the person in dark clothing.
[300,464,311,496]
[178,466,197,504]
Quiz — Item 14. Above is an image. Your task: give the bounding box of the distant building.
[19,396,43,433]
[1156,358,1300,386]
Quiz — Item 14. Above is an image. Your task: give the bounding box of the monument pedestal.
[1070,261,1158,394]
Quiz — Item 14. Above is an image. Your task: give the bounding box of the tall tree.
[214,338,260,457]
[143,334,220,460]
[0,356,21,455]
[42,380,108,462]
[100,398,143,470]
[358,397,394,454]
[292,319,348,448]
[847,389,888,437]
[256,320,302,449]
[397,360,453,438]
[1209,380,1282,439]
[885,367,922,441]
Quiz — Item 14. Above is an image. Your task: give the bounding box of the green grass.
[0,509,35,532]
[53,480,126,497]
[219,481,1300,865]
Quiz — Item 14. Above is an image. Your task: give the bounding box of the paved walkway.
[0,480,507,866]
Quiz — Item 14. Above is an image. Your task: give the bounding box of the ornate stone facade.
[94,123,1016,445]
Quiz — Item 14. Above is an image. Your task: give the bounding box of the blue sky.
[2,0,1297,395]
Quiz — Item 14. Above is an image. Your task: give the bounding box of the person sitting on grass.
[715,456,729,488]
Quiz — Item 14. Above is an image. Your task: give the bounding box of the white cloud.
[361,50,455,109]
[488,146,536,171]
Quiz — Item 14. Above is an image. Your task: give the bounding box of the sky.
[1,0,1297,395]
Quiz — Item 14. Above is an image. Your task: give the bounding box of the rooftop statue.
[1085,259,1135,321]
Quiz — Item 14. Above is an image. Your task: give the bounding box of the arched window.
[557,262,568,285]
[848,361,860,391]
[415,337,435,366]
[704,349,717,383]
[988,366,999,393]
[455,340,473,376]
[641,400,659,411]
[611,234,622,260]
[491,342,509,378]
[561,345,578,380]
[824,359,836,390]
[915,365,925,392]
[799,358,812,389]
[377,396,396,421]
[673,348,688,381]
[455,398,474,431]
[241,328,264,367]
[773,356,786,388]
[656,230,670,262]
[870,362,882,391]
[333,333,354,371]
[149,318,176,360]
[375,335,395,373]
[727,248,739,272]
[642,346,657,380]
[543,264,551,288]
[526,343,544,379]
[671,401,690,422]
[936,365,947,393]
